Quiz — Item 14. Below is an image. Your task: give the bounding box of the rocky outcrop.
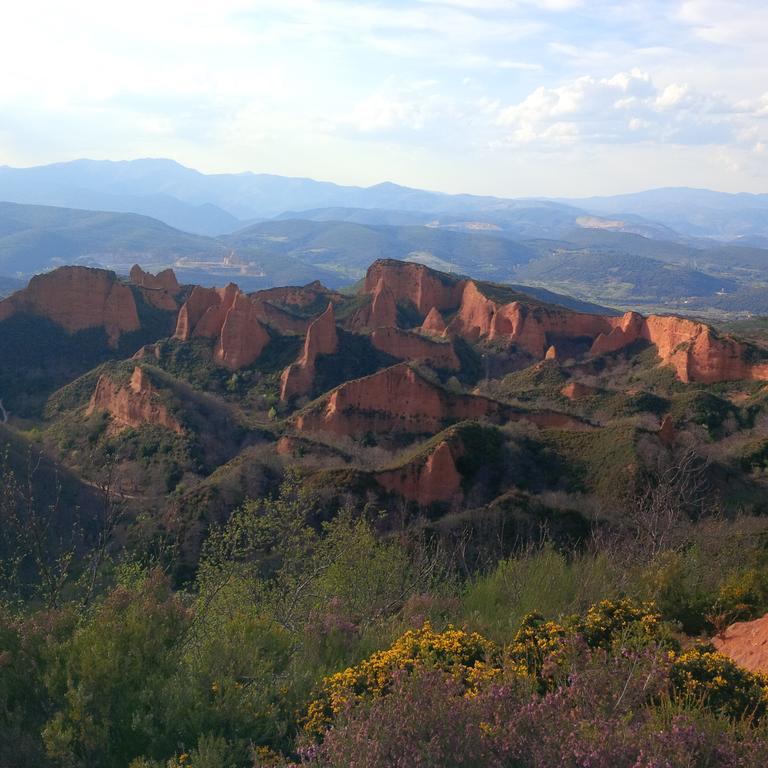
[376,440,463,505]
[356,261,768,385]
[421,307,447,335]
[129,265,181,311]
[713,612,768,674]
[0,266,140,346]
[249,280,342,335]
[545,345,557,361]
[87,366,183,434]
[371,327,460,370]
[589,311,768,384]
[294,363,586,438]
[216,292,271,370]
[351,278,398,329]
[363,260,465,315]
[280,303,338,400]
[174,283,270,369]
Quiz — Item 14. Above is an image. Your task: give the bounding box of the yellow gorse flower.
[305,622,499,734]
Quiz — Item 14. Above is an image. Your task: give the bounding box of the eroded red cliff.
[174,283,271,369]
[87,366,183,434]
[362,260,465,315]
[0,266,140,347]
[130,265,181,311]
[294,363,584,438]
[280,303,339,400]
[370,327,460,370]
[376,440,463,505]
[356,260,768,384]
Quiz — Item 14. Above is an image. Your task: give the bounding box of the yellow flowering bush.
[669,645,768,721]
[305,623,499,734]
[575,598,669,650]
[504,613,570,690]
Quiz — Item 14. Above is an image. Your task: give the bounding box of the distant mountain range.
[1,158,768,315]
[2,158,766,241]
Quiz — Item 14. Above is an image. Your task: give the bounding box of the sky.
[0,0,767,197]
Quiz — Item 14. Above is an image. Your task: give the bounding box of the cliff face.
[421,307,447,335]
[350,278,398,329]
[0,266,140,346]
[129,265,181,311]
[370,327,460,370]
[294,363,584,438]
[590,312,768,384]
[174,284,270,370]
[376,440,463,505]
[280,303,339,400]
[363,260,465,314]
[355,260,768,384]
[87,366,183,434]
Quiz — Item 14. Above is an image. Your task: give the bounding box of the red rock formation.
[376,440,463,505]
[348,260,768,384]
[130,264,181,311]
[350,278,398,329]
[561,382,599,400]
[174,283,271,369]
[545,345,557,361]
[294,363,586,438]
[249,280,343,335]
[0,266,140,347]
[713,612,768,674]
[216,292,271,369]
[87,366,183,434]
[280,303,338,400]
[362,259,465,314]
[421,306,447,335]
[589,311,768,384]
[371,327,460,370]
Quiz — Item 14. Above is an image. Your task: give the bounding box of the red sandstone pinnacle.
[215,292,271,370]
[174,283,271,369]
[421,307,447,335]
[0,265,139,347]
[130,264,181,311]
[376,440,463,505]
[371,327,460,370]
[280,303,339,400]
[713,612,768,674]
[87,366,183,434]
[545,345,557,360]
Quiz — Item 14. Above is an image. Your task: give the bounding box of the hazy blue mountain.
[224,219,537,282]
[567,187,768,240]
[0,201,223,275]
[0,160,244,236]
[4,160,767,245]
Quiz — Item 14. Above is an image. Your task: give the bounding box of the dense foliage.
[3,467,768,767]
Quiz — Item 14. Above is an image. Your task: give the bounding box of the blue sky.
[1,0,767,196]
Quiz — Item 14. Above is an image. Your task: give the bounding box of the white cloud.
[496,69,765,149]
